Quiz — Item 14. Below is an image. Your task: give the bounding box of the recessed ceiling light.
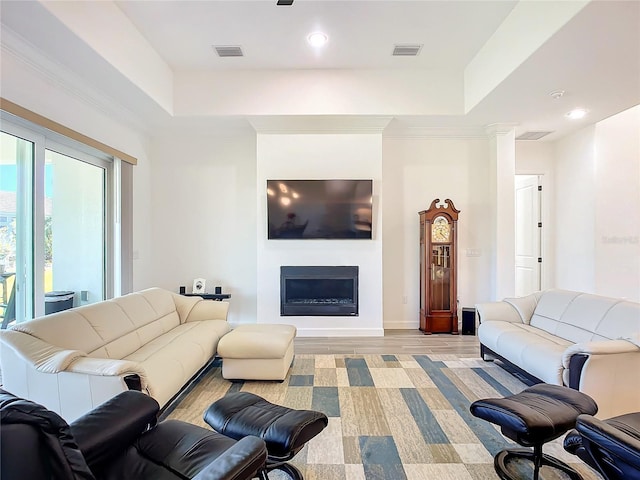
[307,32,328,47]
[565,108,588,120]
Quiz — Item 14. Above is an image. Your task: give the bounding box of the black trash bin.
[45,291,75,315]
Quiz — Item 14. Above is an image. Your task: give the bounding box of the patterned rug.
[165,354,600,480]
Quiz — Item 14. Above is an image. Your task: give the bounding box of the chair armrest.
[192,436,267,480]
[576,414,640,471]
[475,301,523,324]
[0,330,84,373]
[562,340,640,368]
[70,391,159,469]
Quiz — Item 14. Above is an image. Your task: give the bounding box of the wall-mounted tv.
[267,179,373,239]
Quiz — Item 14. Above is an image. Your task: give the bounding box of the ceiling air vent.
[516,131,553,140]
[214,45,244,57]
[392,44,423,56]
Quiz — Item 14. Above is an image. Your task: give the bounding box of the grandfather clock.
[419,198,460,334]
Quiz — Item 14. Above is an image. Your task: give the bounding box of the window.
[1,113,129,326]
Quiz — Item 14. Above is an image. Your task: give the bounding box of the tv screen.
[267,179,373,239]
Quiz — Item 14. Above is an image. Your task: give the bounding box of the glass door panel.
[44,149,105,313]
[0,131,34,327]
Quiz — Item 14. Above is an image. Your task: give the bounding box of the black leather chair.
[0,388,267,480]
[564,412,640,480]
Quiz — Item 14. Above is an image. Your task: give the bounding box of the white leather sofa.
[476,289,640,419]
[0,288,231,422]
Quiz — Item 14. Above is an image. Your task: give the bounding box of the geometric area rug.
[165,354,601,480]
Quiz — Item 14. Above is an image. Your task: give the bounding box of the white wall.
[554,126,597,292]
[148,129,257,325]
[257,134,383,336]
[593,106,640,300]
[382,135,492,329]
[553,105,640,301]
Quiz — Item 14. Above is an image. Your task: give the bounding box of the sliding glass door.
[0,121,112,325]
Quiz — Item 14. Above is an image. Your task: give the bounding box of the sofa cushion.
[529,290,637,343]
[503,291,542,325]
[479,321,572,384]
[599,302,640,340]
[123,320,230,406]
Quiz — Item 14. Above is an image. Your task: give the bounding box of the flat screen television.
[267,179,373,239]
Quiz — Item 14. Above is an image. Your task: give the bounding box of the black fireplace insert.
[280,266,359,316]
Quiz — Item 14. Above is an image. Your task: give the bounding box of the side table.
[181,293,231,301]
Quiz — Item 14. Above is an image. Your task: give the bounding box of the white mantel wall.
[256,134,383,336]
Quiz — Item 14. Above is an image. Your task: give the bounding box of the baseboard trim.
[383,321,419,330]
[296,328,385,337]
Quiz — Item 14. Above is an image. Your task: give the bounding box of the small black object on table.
[182,293,231,301]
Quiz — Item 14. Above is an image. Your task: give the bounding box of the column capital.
[485,123,518,136]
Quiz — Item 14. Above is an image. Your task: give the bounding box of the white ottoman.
[217,324,296,381]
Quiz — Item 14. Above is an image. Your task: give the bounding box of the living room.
[3,0,638,331]
[1,1,639,479]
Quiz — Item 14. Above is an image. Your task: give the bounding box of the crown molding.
[1,25,153,136]
[248,115,393,134]
[383,125,487,138]
[153,116,256,137]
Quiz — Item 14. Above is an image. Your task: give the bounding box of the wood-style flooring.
[294,329,480,356]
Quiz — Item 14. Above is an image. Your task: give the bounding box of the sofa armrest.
[475,301,523,324]
[67,357,149,391]
[562,342,640,418]
[192,436,267,480]
[0,330,85,373]
[172,293,230,323]
[70,391,160,469]
[562,340,640,368]
[184,300,230,323]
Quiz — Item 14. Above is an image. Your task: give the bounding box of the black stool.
[204,392,328,480]
[470,384,598,480]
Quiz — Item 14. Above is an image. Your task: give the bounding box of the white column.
[486,124,517,300]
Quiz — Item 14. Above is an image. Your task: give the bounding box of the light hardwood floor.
[294,329,481,356]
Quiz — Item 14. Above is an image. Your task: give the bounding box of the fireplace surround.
[280,266,359,316]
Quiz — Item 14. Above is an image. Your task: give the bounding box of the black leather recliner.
[564,412,640,480]
[0,388,267,480]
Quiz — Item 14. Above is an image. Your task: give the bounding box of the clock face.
[431,216,450,243]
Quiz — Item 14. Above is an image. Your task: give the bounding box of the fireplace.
[280,266,359,316]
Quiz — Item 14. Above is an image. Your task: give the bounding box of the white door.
[515,175,542,296]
